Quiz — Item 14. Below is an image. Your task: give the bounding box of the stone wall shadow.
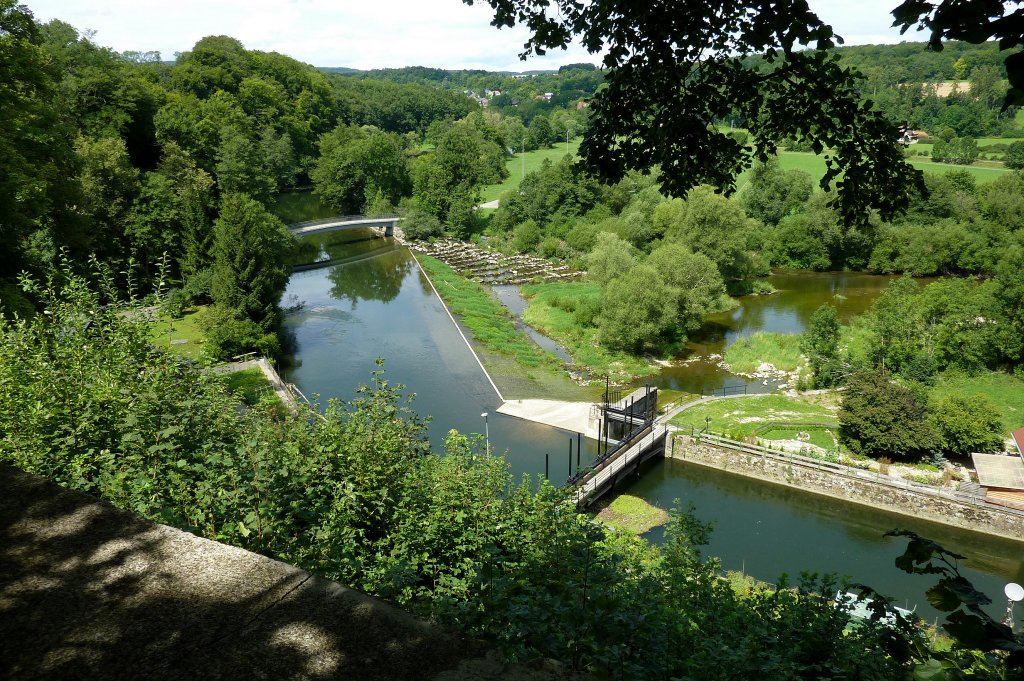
[0,464,494,681]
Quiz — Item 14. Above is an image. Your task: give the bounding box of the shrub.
[839,372,939,461]
[930,395,1004,456]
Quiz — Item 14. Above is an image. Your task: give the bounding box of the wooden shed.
[971,429,1024,510]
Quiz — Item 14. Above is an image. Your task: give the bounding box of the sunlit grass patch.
[724,332,803,374]
[594,494,669,534]
[150,305,213,361]
[417,254,558,370]
[669,393,837,437]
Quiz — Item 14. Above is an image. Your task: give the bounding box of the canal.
[281,226,1023,622]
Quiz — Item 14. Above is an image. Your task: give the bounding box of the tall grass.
[416,255,558,369]
[521,281,657,381]
[724,332,803,374]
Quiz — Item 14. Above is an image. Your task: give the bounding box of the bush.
[930,395,1004,456]
[161,288,188,319]
[181,267,214,305]
[203,307,281,360]
[401,208,444,241]
[839,372,939,461]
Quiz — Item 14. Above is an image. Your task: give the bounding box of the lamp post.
[704,416,712,435]
[1004,582,1023,630]
[521,136,525,179]
[481,412,489,456]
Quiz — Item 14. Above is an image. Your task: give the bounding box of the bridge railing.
[288,214,400,230]
[567,423,655,486]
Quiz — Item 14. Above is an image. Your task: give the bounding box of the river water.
[281,226,1022,621]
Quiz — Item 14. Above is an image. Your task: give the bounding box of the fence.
[750,420,841,436]
[700,383,748,397]
[693,433,1024,518]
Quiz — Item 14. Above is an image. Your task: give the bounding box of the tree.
[312,124,411,215]
[647,242,727,333]
[210,193,291,331]
[838,372,939,461]
[598,264,677,352]
[526,113,554,149]
[0,0,82,287]
[669,185,758,282]
[466,0,923,226]
[585,231,637,286]
[1005,141,1024,170]
[801,304,843,387]
[931,135,979,165]
[740,159,813,227]
[931,395,1004,456]
[215,125,275,203]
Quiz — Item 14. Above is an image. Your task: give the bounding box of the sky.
[24,0,926,71]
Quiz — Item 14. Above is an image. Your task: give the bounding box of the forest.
[2,0,1023,678]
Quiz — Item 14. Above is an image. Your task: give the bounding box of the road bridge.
[288,214,400,238]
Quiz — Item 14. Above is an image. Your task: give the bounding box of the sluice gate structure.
[569,386,668,508]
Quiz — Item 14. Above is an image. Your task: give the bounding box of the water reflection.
[328,249,412,307]
[624,457,1022,620]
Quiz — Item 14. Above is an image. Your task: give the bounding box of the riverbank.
[669,434,1024,543]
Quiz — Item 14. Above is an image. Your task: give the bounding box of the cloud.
[26,0,928,70]
[26,0,598,70]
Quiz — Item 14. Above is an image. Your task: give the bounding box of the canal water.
[281,223,1022,622]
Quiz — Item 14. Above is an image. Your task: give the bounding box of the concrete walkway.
[498,399,600,439]
[213,357,298,412]
[0,464,579,680]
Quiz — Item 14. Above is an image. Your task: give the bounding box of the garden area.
[669,393,840,451]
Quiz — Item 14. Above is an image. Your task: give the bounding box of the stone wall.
[669,434,1024,543]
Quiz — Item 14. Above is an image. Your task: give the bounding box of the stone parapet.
[669,435,1024,542]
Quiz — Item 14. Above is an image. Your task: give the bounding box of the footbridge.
[288,214,401,238]
[568,386,669,508]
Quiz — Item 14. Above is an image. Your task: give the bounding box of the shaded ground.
[0,465,580,681]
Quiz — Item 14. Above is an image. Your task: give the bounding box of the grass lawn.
[417,255,559,369]
[479,138,582,203]
[930,371,1024,434]
[520,280,658,382]
[593,494,669,534]
[669,393,838,439]
[756,426,836,450]
[150,305,213,361]
[736,151,1011,191]
[724,332,804,374]
[223,367,273,405]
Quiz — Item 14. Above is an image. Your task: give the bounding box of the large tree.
[210,193,292,329]
[465,0,923,225]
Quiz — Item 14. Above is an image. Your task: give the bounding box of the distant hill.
[317,66,363,75]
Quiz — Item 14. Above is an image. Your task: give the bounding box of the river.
[280,224,1022,622]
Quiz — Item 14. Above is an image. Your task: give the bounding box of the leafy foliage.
[839,372,939,460]
[467,0,924,225]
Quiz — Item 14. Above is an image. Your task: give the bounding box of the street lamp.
[704,416,712,435]
[521,136,525,179]
[481,412,489,456]
[1004,582,1023,630]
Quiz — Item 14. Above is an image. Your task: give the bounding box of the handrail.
[571,425,667,505]
[288,214,400,230]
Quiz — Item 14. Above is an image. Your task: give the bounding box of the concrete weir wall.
[669,435,1024,543]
